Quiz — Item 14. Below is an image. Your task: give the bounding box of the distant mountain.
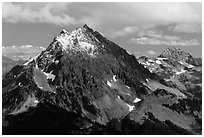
[138,47,202,93]
[2,25,201,135]
[194,58,202,66]
[2,56,27,77]
[15,59,27,65]
[158,47,198,66]
[138,47,202,134]
[2,56,17,77]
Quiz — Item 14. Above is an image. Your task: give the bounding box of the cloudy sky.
[2,2,202,60]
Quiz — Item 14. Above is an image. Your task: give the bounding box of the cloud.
[80,3,201,30]
[130,37,199,46]
[2,45,45,60]
[169,23,202,33]
[3,2,201,30]
[131,3,201,24]
[132,50,156,58]
[134,51,141,55]
[145,50,157,55]
[129,29,200,47]
[111,26,140,38]
[138,30,181,41]
[132,51,141,58]
[3,2,76,25]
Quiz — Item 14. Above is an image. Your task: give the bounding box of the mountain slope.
[137,47,202,134]
[2,25,201,135]
[3,24,155,128]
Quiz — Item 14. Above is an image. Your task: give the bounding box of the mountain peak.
[73,24,93,35]
[55,24,100,57]
[81,24,90,29]
[165,46,182,52]
[60,24,90,34]
[60,29,69,34]
[161,47,190,57]
[159,47,198,66]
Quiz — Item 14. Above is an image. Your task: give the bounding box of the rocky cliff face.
[158,47,198,66]
[138,47,202,92]
[2,25,201,135]
[137,47,202,134]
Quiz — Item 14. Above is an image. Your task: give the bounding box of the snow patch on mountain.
[143,83,151,89]
[133,97,141,103]
[176,69,186,75]
[43,71,55,81]
[180,62,184,65]
[180,61,195,69]
[113,75,117,82]
[126,85,130,89]
[78,41,95,50]
[54,60,59,64]
[157,57,167,60]
[107,81,112,87]
[78,41,97,57]
[55,27,99,57]
[187,64,194,68]
[126,50,132,55]
[156,60,162,64]
[24,54,40,66]
[36,83,43,89]
[126,103,135,112]
[34,100,39,104]
[148,59,154,63]
[33,67,55,93]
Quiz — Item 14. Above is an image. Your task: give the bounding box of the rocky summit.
[2,25,202,135]
[158,47,198,66]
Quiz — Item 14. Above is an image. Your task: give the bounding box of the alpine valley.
[2,25,202,135]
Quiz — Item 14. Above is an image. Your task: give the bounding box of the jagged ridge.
[158,47,198,66]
